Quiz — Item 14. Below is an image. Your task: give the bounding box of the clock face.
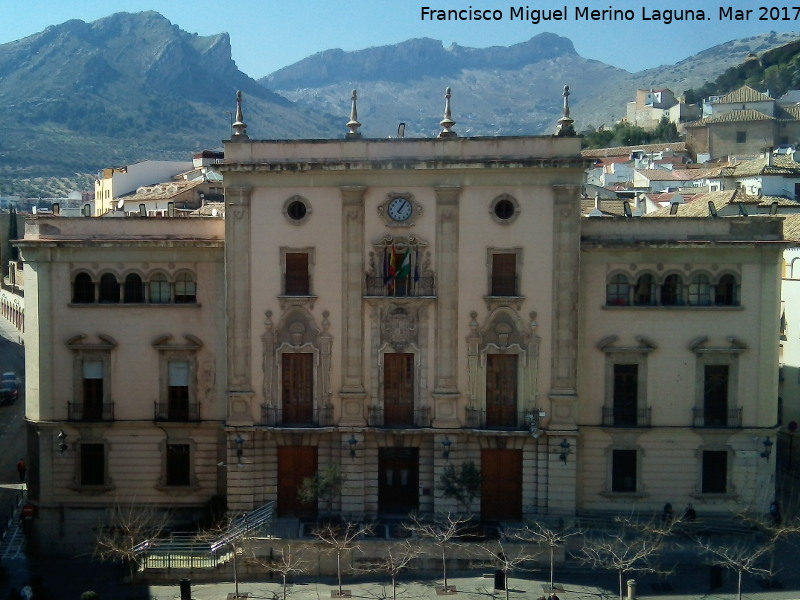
[388,197,413,222]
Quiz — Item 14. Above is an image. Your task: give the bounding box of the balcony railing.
[261,404,333,427]
[692,407,743,428]
[154,401,200,422]
[465,407,534,431]
[602,407,652,427]
[365,275,435,297]
[68,401,114,421]
[367,405,431,428]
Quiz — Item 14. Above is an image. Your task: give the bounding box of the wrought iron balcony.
[465,406,534,431]
[261,404,333,427]
[68,401,114,421]
[154,401,200,422]
[364,275,435,297]
[367,405,431,428]
[693,407,742,428]
[602,407,652,427]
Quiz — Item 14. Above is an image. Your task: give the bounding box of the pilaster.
[549,185,581,429]
[225,186,254,425]
[339,186,368,425]
[432,186,462,427]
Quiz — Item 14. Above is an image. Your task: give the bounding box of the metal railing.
[154,401,200,422]
[367,405,431,428]
[261,404,333,427]
[364,275,435,297]
[137,502,275,571]
[465,407,532,431]
[68,401,114,421]
[692,407,742,428]
[602,406,651,427]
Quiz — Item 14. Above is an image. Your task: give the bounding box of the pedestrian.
[770,500,782,525]
[549,593,560,600]
[662,502,673,524]
[684,503,697,521]
[16,458,25,483]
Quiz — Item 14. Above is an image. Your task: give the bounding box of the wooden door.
[282,353,313,424]
[481,449,522,521]
[384,353,414,426]
[277,446,317,517]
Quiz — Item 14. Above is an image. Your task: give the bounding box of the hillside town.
[2,74,800,599]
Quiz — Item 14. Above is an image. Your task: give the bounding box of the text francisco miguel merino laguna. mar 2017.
[420,5,800,24]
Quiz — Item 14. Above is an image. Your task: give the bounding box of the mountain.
[261,32,800,137]
[0,11,338,182]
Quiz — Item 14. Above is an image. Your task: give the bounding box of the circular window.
[489,194,520,224]
[494,199,515,220]
[287,200,307,221]
[282,195,312,225]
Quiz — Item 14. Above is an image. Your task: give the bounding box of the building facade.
[19,94,782,554]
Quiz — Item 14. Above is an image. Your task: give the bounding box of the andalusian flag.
[396,246,411,279]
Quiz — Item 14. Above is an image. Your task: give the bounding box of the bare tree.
[407,512,470,593]
[573,515,671,600]
[312,520,373,597]
[249,543,309,600]
[474,537,542,600]
[696,535,771,600]
[358,540,423,600]
[513,519,579,591]
[94,499,169,585]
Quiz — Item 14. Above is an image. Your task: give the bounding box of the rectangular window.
[285,253,310,295]
[613,364,638,426]
[384,353,414,426]
[491,254,517,296]
[736,131,747,144]
[704,365,729,426]
[702,450,727,493]
[282,353,313,424]
[80,443,105,486]
[166,443,191,486]
[83,361,104,421]
[612,449,637,492]
[486,354,518,427]
[168,361,190,421]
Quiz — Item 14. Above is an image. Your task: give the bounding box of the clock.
[387,197,413,222]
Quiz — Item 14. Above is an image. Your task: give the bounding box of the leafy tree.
[437,461,482,515]
[298,464,343,516]
[652,116,680,143]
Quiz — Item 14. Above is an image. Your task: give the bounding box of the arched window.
[715,274,738,306]
[633,274,656,306]
[688,274,712,306]
[660,274,683,306]
[149,273,171,304]
[606,274,630,306]
[98,273,119,303]
[174,272,197,304]
[73,273,95,304]
[123,274,144,303]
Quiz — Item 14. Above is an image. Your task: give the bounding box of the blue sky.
[1,0,798,78]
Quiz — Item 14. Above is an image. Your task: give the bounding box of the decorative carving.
[381,305,419,350]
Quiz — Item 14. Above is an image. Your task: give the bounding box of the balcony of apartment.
[364,275,435,298]
[602,406,652,427]
[465,406,533,431]
[68,401,114,421]
[367,405,431,428]
[692,407,743,428]
[154,400,200,422]
[261,404,333,428]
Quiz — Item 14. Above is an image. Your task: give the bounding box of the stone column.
[225,186,254,425]
[339,186,367,426]
[432,185,461,427]
[549,185,581,429]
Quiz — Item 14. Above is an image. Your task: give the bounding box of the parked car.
[0,381,18,405]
